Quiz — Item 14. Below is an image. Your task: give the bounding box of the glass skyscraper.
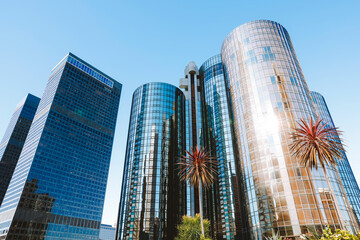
[99,224,116,240]
[0,94,40,206]
[179,62,206,217]
[0,53,122,239]
[200,55,248,239]
[311,91,360,222]
[221,20,359,238]
[116,82,186,240]
[114,19,360,240]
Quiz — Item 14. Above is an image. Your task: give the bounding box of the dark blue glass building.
[311,91,360,224]
[0,53,122,239]
[200,55,248,239]
[0,94,40,206]
[116,82,186,240]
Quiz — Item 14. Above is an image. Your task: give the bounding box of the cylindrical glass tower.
[200,55,248,239]
[116,82,186,240]
[311,91,360,223]
[221,20,359,238]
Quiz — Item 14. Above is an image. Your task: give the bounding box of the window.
[270,76,276,84]
[290,77,297,85]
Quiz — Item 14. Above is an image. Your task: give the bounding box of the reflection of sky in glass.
[117,82,186,240]
[201,54,245,239]
[311,91,360,226]
[221,20,359,238]
[0,54,122,239]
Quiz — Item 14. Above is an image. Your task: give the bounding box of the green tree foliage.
[300,226,360,240]
[178,147,218,237]
[175,214,211,240]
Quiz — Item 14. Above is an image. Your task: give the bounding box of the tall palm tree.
[290,117,347,228]
[289,117,344,170]
[178,146,218,238]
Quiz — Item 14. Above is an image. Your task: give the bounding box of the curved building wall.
[221,20,359,238]
[311,91,360,223]
[116,82,186,240]
[200,55,248,239]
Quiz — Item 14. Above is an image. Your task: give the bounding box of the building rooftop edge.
[15,94,40,112]
[221,19,287,50]
[51,52,122,88]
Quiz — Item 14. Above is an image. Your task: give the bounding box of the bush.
[175,214,211,240]
[300,226,360,240]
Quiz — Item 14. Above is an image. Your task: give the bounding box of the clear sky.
[1,0,360,226]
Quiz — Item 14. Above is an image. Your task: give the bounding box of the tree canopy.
[175,214,211,240]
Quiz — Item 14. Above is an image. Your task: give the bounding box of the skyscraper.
[179,62,206,216]
[0,53,122,239]
[200,55,248,239]
[221,20,359,238]
[311,91,360,222]
[0,94,40,206]
[99,224,116,240]
[116,82,186,240]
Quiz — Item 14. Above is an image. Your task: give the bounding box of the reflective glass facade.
[311,91,360,222]
[221,20,359,238]
[99,224,116,240]
[200,55,248,239]
[0,53,122,239]
[0,94,40,206]
[116,82,186,240]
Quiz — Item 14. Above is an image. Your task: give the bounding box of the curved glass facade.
[221,20,359,238]
[200,55,248,239]
[311,91,360,222]
[116,82,186,240]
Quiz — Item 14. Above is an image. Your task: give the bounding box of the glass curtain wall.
[221,20,359,238]
[200,55,248,239]
[0,94,40,206]
[116,82,186,240]
[311,91,360,224]
[0,53,121,240]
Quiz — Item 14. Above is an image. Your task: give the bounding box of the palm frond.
[178,147,218,189]
[290,117,345,170]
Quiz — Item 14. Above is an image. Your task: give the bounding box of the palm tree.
[289,117,344,170]
[290,116,347,228]
[178,146,218,238]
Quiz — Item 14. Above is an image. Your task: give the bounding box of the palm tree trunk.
[198,180,205,237]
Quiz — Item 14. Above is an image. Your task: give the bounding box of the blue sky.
[1,1,360,226]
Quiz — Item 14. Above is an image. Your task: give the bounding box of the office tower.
[221,20,359,238]
[116,82,186,240]
[0,53,122,239]
[0,94,40,206]
[311,91,360,222]
[179,62,205,216]
[200,55,248,239]
[99,224,116,240]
